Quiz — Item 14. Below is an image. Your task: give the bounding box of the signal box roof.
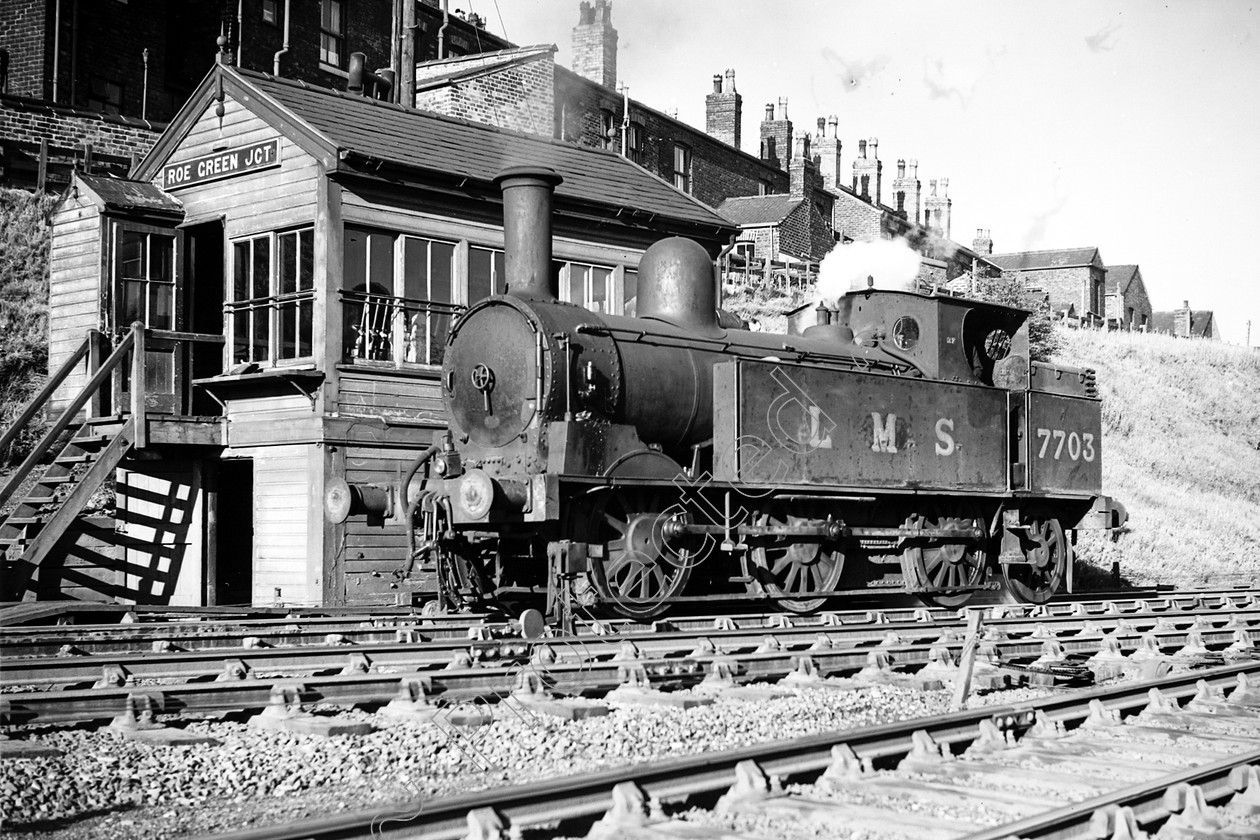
[136,65,736,240]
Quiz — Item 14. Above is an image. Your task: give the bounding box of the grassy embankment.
[0,189,54,471]
[1058,328,1260,587]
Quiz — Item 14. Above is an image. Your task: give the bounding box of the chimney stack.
[573,0,617,89]
[705,68,742,150]
[815,114,842,189]
[851,136,882,203]
[758,98,792,171]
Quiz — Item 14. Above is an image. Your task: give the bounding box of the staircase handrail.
[0,331,96,458]
[0,325,139,513]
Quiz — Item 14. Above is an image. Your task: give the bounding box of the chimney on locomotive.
[492,166,564,301]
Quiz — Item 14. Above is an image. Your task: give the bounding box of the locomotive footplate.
[661,520,984,543]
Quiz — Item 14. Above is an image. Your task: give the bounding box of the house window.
[672,144,691,192]
[229,228,314,365]
[114,224,175,331]
[320,0,346,68]
[262,0,280,25]
[626,123,643,164]
[342,227,457,366]
[88,76,123,115]
[600,109,618,150]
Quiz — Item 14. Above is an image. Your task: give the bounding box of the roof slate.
[77,173,183,216]
[987,247,1101,272]
[1106,264,1139,294]
[716,194,802,226]
[233,68,732,232]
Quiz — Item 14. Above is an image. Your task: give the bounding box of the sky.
[474,0,1260,346]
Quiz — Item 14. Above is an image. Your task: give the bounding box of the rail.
[200,661,1260,840]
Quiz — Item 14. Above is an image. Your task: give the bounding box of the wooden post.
[87,330,104,419]
[203,459,219,606]
[950,608,984,711]
[131,322,147,449]
[37,139,49,192]
[400,0,415,106]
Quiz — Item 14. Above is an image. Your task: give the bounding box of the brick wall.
[415,52,554,136]
[242,0,392,96]
[2,0,49,99]
[1,94,160,158]
[1122,273,1152,328]
[554,67,785,208]
[1008,266,1100,317]
[832,189,882,243]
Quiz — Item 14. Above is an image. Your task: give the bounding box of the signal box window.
[342,227,457,366]
[320,0,346,69]
[468,246,506,302]
[229,228,314,365]
[114,225,175,331]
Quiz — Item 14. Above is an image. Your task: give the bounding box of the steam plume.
[815,238,922,306]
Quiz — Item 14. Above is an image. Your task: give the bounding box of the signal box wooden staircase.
[2,326,151,601]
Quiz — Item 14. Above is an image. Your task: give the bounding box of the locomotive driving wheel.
[911,504,990,608]
[743,504,844,614]
[584,489,695,620]
[1001,518,1066,605]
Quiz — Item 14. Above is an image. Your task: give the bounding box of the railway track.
[2,595,1256,728]
[189,661,1260,840]
[2,591,1258,838]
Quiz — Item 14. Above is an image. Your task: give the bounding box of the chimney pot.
[724,68,736,92]
[712,74,722,93]
[778,97,788,118]
[765,103,774,120]
[1183,300,1190,309]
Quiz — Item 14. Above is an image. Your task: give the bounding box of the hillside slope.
[0,189,54,467]
[1056,328,1260,587]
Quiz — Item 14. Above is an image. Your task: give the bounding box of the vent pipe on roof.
[494,166,564,301]
[348,53,395,100]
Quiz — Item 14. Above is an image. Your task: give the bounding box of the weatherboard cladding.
[230,68,732,232]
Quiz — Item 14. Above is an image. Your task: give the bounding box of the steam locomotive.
[327,166,1127,620]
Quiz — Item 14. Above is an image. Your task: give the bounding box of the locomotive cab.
[802,290,1032,387]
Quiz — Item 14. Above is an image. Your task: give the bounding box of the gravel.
[0,679,982,839]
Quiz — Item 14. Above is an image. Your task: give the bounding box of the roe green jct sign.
[162,139,282,189]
